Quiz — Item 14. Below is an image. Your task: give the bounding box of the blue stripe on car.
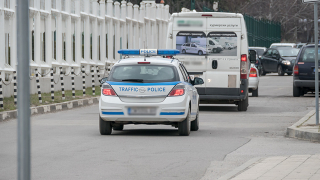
[106,81,181,86]
[102,112,124,115]
[160,112,185,115]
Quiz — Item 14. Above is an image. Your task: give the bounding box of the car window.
[179,64,188,82]
[209,40,215,45]
[265,49,273,57]
[181,64,191,83]
[185,43,190,46]
[191,44,196,47]
[299,47,320,62]
[278,48,300,57]
[108,65,179,83]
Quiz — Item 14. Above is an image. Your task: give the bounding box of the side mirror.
[249,50,257,63]
[193,77,204,85]
[99,77,108,84]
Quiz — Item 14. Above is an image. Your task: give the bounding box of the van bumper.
[197,79,248,103]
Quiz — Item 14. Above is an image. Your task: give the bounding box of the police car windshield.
[108,65,179,83]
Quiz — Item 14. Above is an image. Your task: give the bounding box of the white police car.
[99,49,204,136]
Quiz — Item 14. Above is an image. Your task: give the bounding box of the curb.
[0,97,100,122]
[286,110,320,142]
[216,158,261,180]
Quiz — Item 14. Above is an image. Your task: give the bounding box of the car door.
[270,49,280,71]
[261,49,273,71]
[179,64,196,118]
[184,43,190,53]
[190,43,197,54]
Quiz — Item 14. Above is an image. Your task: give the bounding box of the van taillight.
[294,65,299,75]
[202,14,212,17]
[240,54,248,79]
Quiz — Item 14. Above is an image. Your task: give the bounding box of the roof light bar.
[118,49,180,56]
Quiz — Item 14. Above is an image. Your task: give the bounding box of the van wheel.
[198,51,203,56]
[238,93,248,111]
[278,66,284,76]
[191,109,199,131]
[228,47,231,50]
[178,109,191,136]
[293,84,301,97]
[252,87,258,97]
[182,49,186,54]
[100,116,112,135]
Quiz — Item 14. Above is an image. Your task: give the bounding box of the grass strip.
[0,86,101,112]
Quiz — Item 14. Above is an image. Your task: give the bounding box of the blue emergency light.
[118,49,180,56]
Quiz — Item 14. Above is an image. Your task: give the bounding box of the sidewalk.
[286,110,320,142]
[225,155,320,180]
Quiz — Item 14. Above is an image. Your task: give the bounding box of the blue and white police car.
[99,49,204,136]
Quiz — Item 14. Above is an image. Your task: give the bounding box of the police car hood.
[107,81,180,103]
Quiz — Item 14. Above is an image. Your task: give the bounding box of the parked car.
[181,43,207,55]
[293,44,320,97]
[270,43,297,48]
[260,47,300,76]
[248,65,259,97]
[249,47,267,58]
[190,38,223,53]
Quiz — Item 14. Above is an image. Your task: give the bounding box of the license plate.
[128,107,157,115]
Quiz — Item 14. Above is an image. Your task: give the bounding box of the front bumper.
[99,95,188,123]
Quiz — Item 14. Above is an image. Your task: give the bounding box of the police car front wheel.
[178,109,191,136]
[99,116,112,135]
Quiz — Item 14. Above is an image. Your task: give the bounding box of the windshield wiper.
[122,79,144,82]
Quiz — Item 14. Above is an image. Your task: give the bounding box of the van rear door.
[205,17,242,93]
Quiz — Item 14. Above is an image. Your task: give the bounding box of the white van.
[191,38,223,53]
[166,12,251,111]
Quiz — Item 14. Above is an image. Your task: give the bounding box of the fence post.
[82,66,86,96]
[60,67,65,100]
[13,71,17,106]
[0,72,3,109]
[35,69,42,104]
[91,66,95,96]
[71,67,75,98]
[50,68,54,101]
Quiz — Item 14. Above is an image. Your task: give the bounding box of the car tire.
[252,87,258,97]
[228,47,231,50]
[278,66,284,76]
[198,51,203,56]
[191,109,199,131]
[113,124,124,131]
[261,65,266,76]
[293,84,301,97]
[99,116,112,135]
[182,49,186,54]
[178,109,191,136]
[238,93,248,111]
[287,73,292,76]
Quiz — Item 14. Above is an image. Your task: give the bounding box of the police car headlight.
[168,84,185,96]
[102,84,117,96]
[282,60,290,65]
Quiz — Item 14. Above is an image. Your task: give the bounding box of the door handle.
[212,60,218,69]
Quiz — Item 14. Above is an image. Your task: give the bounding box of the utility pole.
[16,0,31,179]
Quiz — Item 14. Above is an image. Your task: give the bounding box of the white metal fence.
[0,0,170,80]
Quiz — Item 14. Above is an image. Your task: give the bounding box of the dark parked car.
[260,47,300,76]
[293,44,320,97]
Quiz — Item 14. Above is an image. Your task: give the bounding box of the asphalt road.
[1,74,320,180]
